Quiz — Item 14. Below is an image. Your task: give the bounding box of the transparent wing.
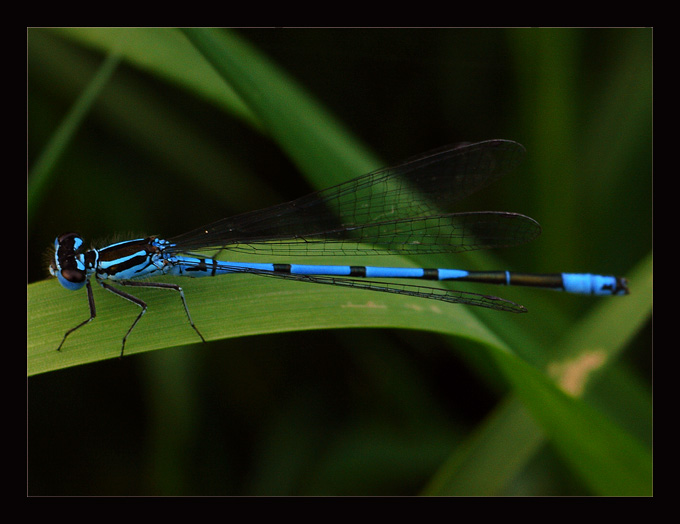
[169,140,538,257]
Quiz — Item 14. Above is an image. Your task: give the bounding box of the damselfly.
[49,140,628,356]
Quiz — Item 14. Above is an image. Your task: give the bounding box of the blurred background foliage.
[27,28,651,495]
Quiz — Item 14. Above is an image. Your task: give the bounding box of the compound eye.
[55,233,84,254]
[50,233,90,290]
[57,267,87,290]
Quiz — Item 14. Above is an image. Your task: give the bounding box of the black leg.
[57,279,97,351]
[100,279,206,357]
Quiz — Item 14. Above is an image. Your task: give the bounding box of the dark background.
[27,28,652,495]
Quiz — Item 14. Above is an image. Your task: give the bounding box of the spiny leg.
[57,280,97,351]
[109,279,206,356]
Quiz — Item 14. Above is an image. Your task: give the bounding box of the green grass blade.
[27,29,513,375]
[52,28,259,129]
[28,29,651,496]
[552,252,653,373]
[27,49,121,225]
[424,253,653,495]
[28,256,509,375]
[492,345,652,496]
[535,253,653,495]
[422,396,544,495]
[179,28,379,188]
